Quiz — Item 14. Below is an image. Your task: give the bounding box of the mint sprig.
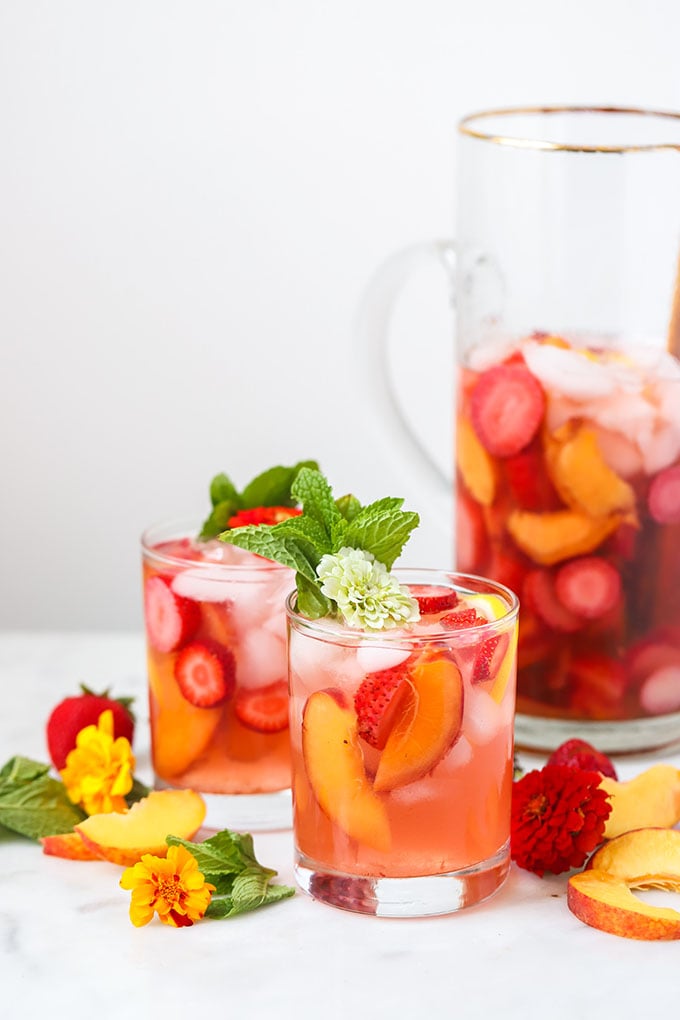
[220,467,419,619]
[0,756,87,840]
[166,830,295,919]
[199,460,319,539]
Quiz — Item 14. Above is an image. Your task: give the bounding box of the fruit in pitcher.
[234,680,290,733]
[547,738,617,779]
[507,508,621,566]
[554,557,622,620]
[174,640,236,707]
[600,765,680,839]
[545,423,636,518]
[46,686,135,770]
[648,464,680,523]
[144,575,200,653]
[301,689,391,852]
[469,362,546,457]
[456,416,497,505]
[373,650,464,792]
[75,789,206,866]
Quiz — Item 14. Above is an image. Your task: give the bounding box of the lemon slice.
[465,592,508,622]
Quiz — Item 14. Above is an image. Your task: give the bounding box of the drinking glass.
[141,518,294,830]
[287,569,519,917]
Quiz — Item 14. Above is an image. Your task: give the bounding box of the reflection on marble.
[2,633,680,1019]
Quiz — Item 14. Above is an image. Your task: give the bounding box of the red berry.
[440,608,482,629]
[46,687,135,770]
[470,363,545,458]
[234,680,290,733]
[408,584,459,615]
[554,557,622,620]
[174,641,236,707]
[547,738,617,780]
[455,491,487,572]
[648,464,680,524]
[144,575,200,653]
[522,570,582,633]
[228,506,302,527]
[353,667,413,749]
[504,445,559,511]
[472,633,510,684]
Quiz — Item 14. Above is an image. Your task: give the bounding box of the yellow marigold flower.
[120,845,215,927]
[60,709,134,815]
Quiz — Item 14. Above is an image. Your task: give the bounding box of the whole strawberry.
[46,685,135,770]
[546,738,617,780]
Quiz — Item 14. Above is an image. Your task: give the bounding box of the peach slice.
[373,650,464,792]
[75,789,206,866]
[600,765,680,840]
[40,831,101,861]
[457,416,496,506]
[507,508,621,566]
[588,828,680,890]
[568,869,680,940]
[302,689,391,852]
[147,653,223,778]
[545,423,636,518]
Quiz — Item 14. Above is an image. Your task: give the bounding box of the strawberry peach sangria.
[141,460,316,830]
[222,468,519,916]
[455,332,680,751]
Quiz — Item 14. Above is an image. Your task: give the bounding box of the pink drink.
[141,520,295,829]
[287,570,518,916]
[455,333,680,749]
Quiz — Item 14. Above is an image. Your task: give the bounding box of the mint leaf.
[291,468,342,541]
[199,498,240,540]
[167,829,259,874]
[241,460,318,509]
[271,514,332,563]
[295,572,332,619]
[221,525,318,581]
[0,756,86,840]
[206,868,295,919]
[167,829,295,920]
[210,473,240,507]
[343,498,420,569]
[335,493,362,522]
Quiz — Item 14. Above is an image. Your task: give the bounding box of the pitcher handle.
[354,239,456,530]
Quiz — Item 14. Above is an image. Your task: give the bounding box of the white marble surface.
[2,631,680,1020]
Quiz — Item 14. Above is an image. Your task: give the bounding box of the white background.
[2,0,680,630]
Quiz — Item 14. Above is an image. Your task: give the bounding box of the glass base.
[515,710,680,755]
[295,843,510,917]
[154,778,292,832]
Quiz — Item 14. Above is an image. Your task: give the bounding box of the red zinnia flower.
[228,506,302,528]
[511,764,611,876]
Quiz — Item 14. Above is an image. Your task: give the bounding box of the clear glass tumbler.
[141,518,294,830]
[287,569,519,917]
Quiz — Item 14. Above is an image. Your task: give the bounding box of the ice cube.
[171,566,232,603]
[463,685,503,745]
[356,645,411,674]
[236,628,287,689]
[638,423,680,475]
[523,341,616,399]
[592,426,644,479]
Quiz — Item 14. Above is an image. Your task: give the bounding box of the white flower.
[316,547,420,631]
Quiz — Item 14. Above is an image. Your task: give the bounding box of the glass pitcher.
[359,106,680,753]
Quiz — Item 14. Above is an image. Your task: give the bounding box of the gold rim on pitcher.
[458,105,680,153]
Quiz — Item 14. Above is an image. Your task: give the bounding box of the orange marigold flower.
[60,709,134,815]
[228,505,301,528]
[511,764,611,876]
[120,845,215,927]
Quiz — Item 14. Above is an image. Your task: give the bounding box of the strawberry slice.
[547,738,618,779]
[440,608,482,629]
[470,363,545,458]
[455,491,487,573]
[554,557,622,620]
[144,575,200,653]
[228,506,302,527]
[522,569,582,633]
[354,667,413,749]
[472,633,510,684]
[567,653,627,719]
[234,680,290,733]
[647,464,680,524]
[504,444,559,511]
[174,640,235,707]
[408,584,459,615]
